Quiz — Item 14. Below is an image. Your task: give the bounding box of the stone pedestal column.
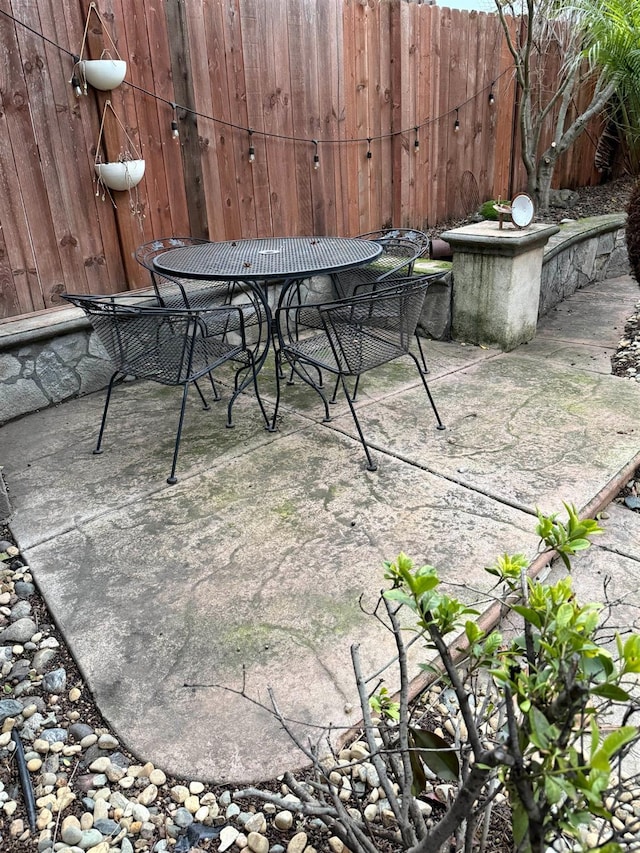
[440,221,559,351]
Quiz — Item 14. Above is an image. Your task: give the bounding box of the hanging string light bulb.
[488,83,495,107]
[71,73,83,98]
[414,127,420,155]
[248,129,255,164]
[366,138,372,160]
[170,103,180,140]
[313,139,320,170]
[69,55,83,98]
[453,109,460,133]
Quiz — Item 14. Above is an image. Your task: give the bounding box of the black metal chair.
[135,238,268,396]
[271,276,445,471]
[332,229,436,375]
[62,289,270,485]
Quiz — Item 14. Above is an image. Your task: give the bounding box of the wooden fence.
[0,0,604,321]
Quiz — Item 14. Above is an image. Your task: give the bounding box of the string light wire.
[0,5,512,155]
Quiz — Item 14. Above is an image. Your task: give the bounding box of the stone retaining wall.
[539,215,628,315]
[0,215,631,427]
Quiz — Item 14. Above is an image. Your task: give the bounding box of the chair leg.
[291,359,332,421]
[408,352,445,430]
[339,375,377,472]
[167,383,191,485]
[227,357,270,429]
[277,355,332,423]
[193,379,211,410]
[93,371,120,455]
[207,371,221,402]
[414,333,430,374]
[269,350,283,432]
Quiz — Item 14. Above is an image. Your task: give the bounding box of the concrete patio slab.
[1,274,639,785]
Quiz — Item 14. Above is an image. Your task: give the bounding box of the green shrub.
[236,505,640,853]
[478,200,503,221]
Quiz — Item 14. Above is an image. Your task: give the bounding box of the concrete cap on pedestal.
[441,221,560,257]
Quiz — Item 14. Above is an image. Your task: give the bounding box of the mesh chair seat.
[272,276,444,471]
[62,290,270,485]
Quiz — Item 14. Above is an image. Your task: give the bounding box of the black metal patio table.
[151,236,383,285]
[151,236,383,429]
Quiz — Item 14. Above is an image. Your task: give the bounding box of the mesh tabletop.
[152,237,382,281]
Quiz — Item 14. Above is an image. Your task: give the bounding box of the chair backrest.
[134,237,210,272]
[135,241,242,313]
[320,277,431,375]
[360,237,423,282]
[358,228,430,255]
[62,292,248,386]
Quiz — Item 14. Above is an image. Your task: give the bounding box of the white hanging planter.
[95,159,145,191]
[72,4,127,95]
[80,58,127,91]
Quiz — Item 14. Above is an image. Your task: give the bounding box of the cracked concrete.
[0,275,639,784]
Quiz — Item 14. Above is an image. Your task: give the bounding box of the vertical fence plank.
[390,0,411,227]
[260,0,297,236]
[2,0,63,311]
[354,1,371,234]
[142,0,190,240]
[313,0,342,236]
[35,0,122,296]
[240,0,273,236]
[165,0,210,239]
[83,0,148,287]
[221,0,257,238]
[201,0,243,241]
[287,0,315,236]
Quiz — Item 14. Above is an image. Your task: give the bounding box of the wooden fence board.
[376,1,393,230]
[324,0,346,236]
[2,1,62,312]
[0,0,51,317]
[58,0,127,293]
[221,0,257,238]
[36,0,116,297]
[260,0,297,237]
[84,0,150,287]
[461,11,480,217]
[287,0,315,236]
[239,0,273,237]
[354,1,371,234]
[0,99,35,316]
[390,0,411,227]
[165,0,209,241]
[142,0,190,240]
[312,0,341,236]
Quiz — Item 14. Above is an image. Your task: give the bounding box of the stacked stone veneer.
[0,312,114,427]
[539,215,628,315]
[0,215,630,428]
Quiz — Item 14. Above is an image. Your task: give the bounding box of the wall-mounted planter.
[81,59,127,91]
[95,159,145,191]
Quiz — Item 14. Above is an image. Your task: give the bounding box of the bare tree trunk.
[534,155,557,210]
[495,0,616,212]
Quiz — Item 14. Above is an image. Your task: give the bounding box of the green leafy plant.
[235,505,640,853]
